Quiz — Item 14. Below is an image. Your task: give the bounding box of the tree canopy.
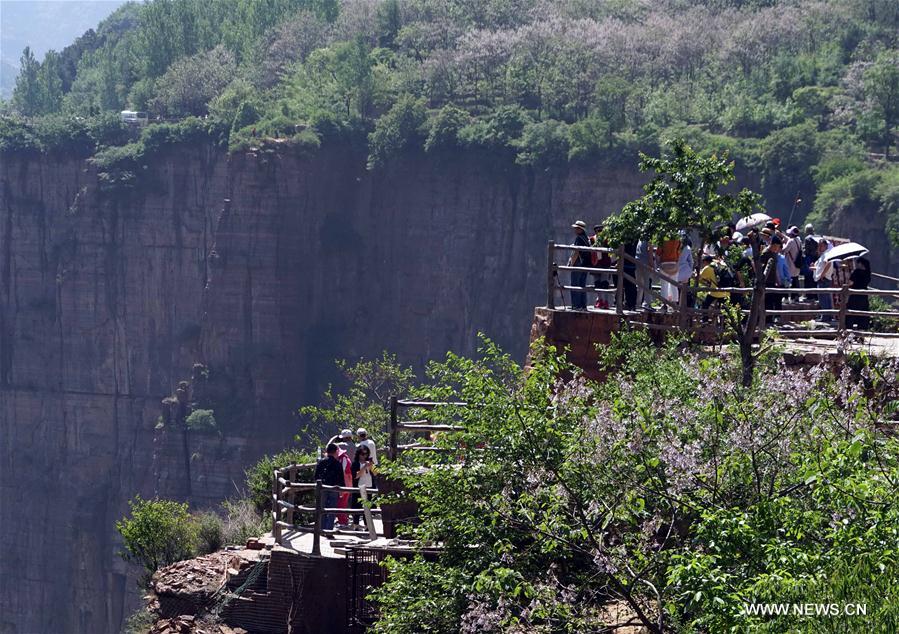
[2,0,898,240]
[370,334,899,632]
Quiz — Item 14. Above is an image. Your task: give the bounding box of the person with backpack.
[699,255,728,312]
[783,226,803,298]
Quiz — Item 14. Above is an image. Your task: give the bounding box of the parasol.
[735,212,772,233]
[823,241,868,262]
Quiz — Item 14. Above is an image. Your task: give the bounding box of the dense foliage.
[369,334,899,632]
[1,0,897,232]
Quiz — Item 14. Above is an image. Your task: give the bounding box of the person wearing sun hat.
[782,225,803,296]
[356,427,377,466]
[568,220,591,310]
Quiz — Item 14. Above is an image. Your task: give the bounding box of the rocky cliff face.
[2,141,891,633]
[0,142,650,633]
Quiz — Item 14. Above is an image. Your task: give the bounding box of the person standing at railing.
[621,241,638,310]
[335,444,353,528]
[658,236,681,308]
[677,236,694,308]
[759,238,785,324]
[591,226,613,309]
[569,221,591,311]
[846,257,872,330]
[356,428,377,466]
[814,239,835,322]
[326,428,356,461]
[636,239,656,310]
[313,443,344,531]
[350,445,376,530]
[803,224,818,291]
[783,226,803,299]
[699,255,728,313]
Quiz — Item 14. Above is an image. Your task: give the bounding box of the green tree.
[367,94,427,168]
[601,139,763,385]
[298,352,415,442]
[116,496,197,583]
[149,45,236,116]
[36,50,64,114]
[371,335,899,633]
[863,51,899,157]
[12,47,41,116]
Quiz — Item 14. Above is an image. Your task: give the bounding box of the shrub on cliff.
[185,408,217,432]
[367,94,427,169]
[116,496,197,583]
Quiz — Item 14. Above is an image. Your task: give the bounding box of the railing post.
[272,468,281,544]
[615,246,624,315]
[838,284,850,331]
[285,466,296,526]
[312,479,323,557]
[758,285,767,332]
[388,396,398,460]
[547,240,556,310]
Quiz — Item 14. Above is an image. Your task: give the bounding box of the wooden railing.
[547,241,899,339]
[387,397,466,459]
[271,463,382,556]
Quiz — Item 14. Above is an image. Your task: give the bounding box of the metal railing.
[547,241,899,339]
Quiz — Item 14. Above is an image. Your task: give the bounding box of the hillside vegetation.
[1,0,898,234]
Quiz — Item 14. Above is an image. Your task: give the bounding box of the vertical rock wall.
[0,140,848,633]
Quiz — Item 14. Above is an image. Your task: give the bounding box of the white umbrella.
[824,241,868,262]
[735,212,771,233]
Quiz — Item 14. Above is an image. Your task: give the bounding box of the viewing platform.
[533,241,899,378]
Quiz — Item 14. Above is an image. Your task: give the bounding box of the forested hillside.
[2,0,898,237]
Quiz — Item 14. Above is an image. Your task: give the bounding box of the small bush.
[122,608,156,634]
[222,498,269,546]
[185,409,217,432]
[116,496,197,582]
[194,511,225,554]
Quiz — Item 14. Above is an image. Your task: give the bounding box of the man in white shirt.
[813,239,834,321]
[356,428,377,465]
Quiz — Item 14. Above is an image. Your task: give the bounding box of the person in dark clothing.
[314,443,343,530]
[569,220,591,310]
[803,224,818,291]
[622,241,638,310]
[759,238,783,324]
[846,257,872,330]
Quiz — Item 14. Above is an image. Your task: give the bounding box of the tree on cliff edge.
[601,138,766,386]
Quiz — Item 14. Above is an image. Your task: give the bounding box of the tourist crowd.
[567,218,872,328]
[313,427,378,531]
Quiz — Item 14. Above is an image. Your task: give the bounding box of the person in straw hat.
[569,220,591,310]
